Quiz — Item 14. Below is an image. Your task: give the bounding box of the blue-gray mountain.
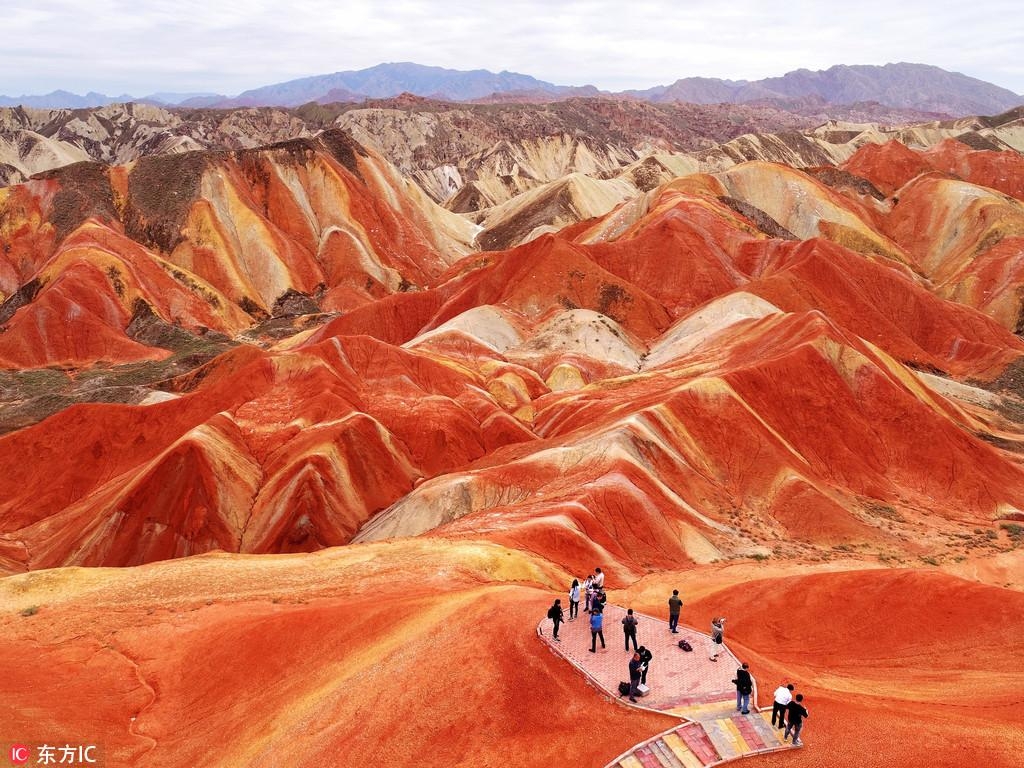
[1,62,1021,115]
[625,63,1022,116]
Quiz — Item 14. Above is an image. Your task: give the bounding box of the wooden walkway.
[537,604,796,767]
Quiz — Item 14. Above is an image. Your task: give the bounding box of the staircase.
[610,710,789,767]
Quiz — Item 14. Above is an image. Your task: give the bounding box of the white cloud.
[2,0,1022,96]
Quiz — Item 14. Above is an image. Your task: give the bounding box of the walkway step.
[676,722,720,765]
[703,719,741,760]
[755,711,787,746]
[618,757,644,768]
[750,711,786,747]
[662,733,704,768]
[650,739,685,768]
[731,714,766,750]
[634,746,667,768]
[720,716,751,753]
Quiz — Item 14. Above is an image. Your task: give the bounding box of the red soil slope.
[1,552,1020,768]
[0,542,675,768]
[683,567,1024,768]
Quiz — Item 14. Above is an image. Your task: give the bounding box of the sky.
[5,0,1024,97]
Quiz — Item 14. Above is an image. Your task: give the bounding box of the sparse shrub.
[865,502,906,523]
[1001,523,1023,543]
[20,605,38,617]
[985,530,999,540]
[920,556,940,566]
[751,553,770,561]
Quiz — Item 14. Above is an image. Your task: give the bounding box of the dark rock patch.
[717,196,799,240]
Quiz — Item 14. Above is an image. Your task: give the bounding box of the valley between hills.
[0,95,1023,768]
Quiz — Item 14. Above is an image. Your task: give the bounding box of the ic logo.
[8,745,30,765]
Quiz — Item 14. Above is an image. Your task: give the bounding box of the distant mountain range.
[3,62,1022,115]
[625,63,1023,116]
[0,89,223,109]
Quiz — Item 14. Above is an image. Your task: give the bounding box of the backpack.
[618,681,631,696]
[547,606,557,620]
[678,639,693,652]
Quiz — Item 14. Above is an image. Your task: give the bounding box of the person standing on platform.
[772,683,794,729]
[709,616,726,661]
[547,599,564,642]
[734,663,753,714]
[784,694,809,747]
[628,652,643,702]
[622,608,639,651]
[568,579,581,620]
[589,605,606,653]
[668,590,683,633]
[637,646,653,686]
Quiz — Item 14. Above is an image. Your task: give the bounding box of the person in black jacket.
[547,599,564,642]
[622,608,639,651]
[784,694,809,747]
[637,646,653,686]
[627,652,643,702]
[733,663,753,714]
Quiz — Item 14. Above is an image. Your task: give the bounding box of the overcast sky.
[6,0,1023,96]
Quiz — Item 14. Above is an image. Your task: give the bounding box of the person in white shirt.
[593,567,605,590]
[583,574,594,613]
[772,683,794,729]
[568,579,581,620]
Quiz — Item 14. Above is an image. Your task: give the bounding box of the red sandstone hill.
[3,133,1024,574]
[1,128,1024,768]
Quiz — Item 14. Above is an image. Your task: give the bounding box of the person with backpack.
[589,605,605,652]
[784,694,809,747]
[709,616,726,661]
[733,662,753,714]
[547,599,564,642]
[622,608,639,651]
[637,645,653,686]
[627,652,643,702]
[568,579,581,620]
[668,589,683,633]
[772,683,794,729]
